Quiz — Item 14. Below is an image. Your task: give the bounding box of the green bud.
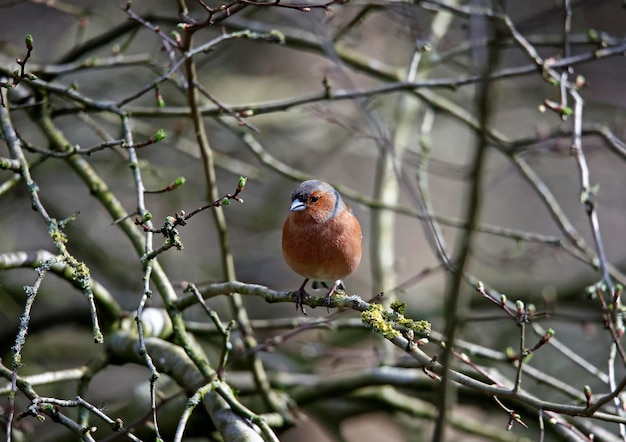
[237,176,247,190]
[142,211,152,222]
[25,73,38,81]
[220,197,231,205]
[25,34,33,49]
[173,176,186,187]
[153,129,166,142]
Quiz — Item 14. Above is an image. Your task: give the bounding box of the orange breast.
[282,210,362,281]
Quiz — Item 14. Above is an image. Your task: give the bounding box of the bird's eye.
[310,196,320,203]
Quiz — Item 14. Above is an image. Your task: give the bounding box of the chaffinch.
[282,180,362,313]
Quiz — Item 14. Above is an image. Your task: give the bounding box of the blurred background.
[1,0,626,441]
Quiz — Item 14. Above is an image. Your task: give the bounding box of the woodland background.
[1,0,626,441]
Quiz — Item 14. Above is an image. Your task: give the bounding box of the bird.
[282,179,362,314]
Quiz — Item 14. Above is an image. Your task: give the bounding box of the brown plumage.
[282,180,362,313]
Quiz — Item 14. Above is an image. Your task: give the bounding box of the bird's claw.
[295,288,309,315]
[325,281,341,313]
[325,293,333,313]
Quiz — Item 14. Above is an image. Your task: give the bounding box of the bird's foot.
[296,287,309,315]
[295,279,310,315]
[324,280,342,312]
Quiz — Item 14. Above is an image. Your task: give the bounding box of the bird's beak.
[289,199,306,212]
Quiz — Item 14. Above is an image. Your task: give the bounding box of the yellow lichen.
[51,229,68,244]
[361,304,401,339]
[361,303,431,340]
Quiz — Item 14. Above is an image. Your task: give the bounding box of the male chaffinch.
[282,180,362,313]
